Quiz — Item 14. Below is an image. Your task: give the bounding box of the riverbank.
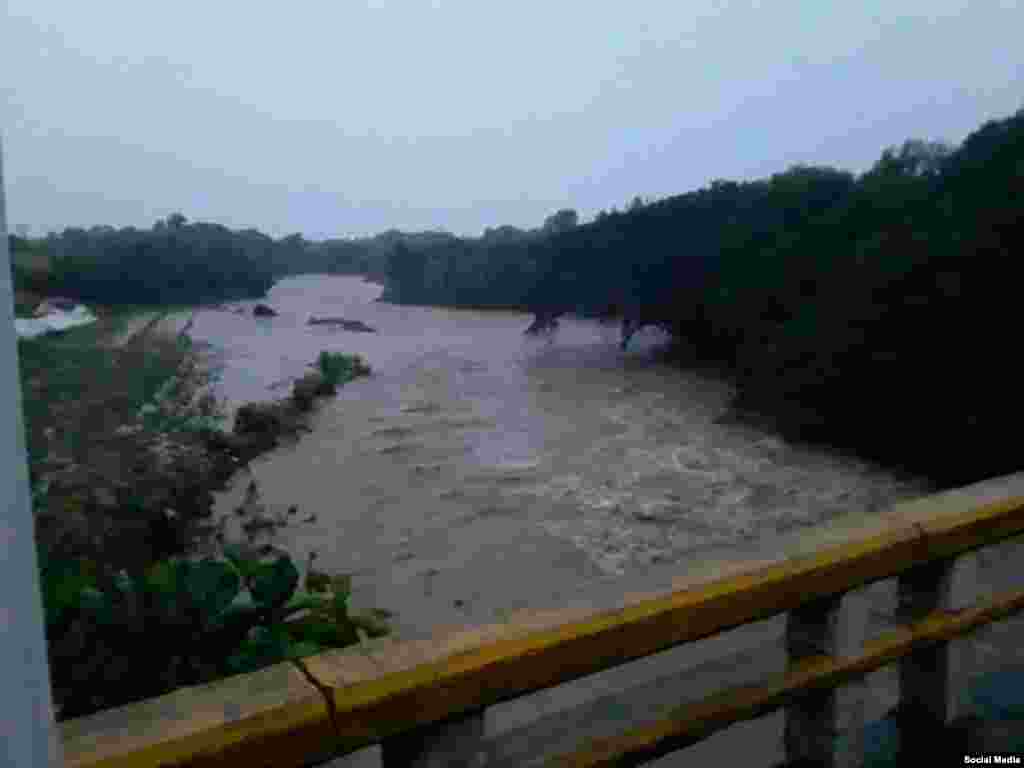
[27,308,215,569]
[22,301,343,580]
[15,292,394,721]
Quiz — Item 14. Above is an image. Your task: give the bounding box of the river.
[186,274,926,631]
[185,274,951,765]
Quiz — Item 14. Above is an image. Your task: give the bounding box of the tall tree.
[543,209,579,234]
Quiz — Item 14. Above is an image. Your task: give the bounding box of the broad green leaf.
[286,616,357,648]
[41,559,93,627]
[78,587,116,627]
[210,592,262,630]
[248,625,291,661]
[351,612,390,639]
[331,591,350,622]
[284,640,324,660]
[330,574,352,599]
[226,588,258,612]
[184,559,240,618]
[173,558,195,589]
[222,545,258,582]
[143,560,177,594]
[142,559,189,621]
[113,570,136,597]
[282,591,330,618]
[249,555,299,612]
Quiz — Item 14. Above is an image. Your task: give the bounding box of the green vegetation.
[377,216,574,308]
[316,350,372,393]
[37,219,277,305]
[16,317,188,469]
[19,320,383,720]
[8,210,395,722]
[381,109,1024,488]
[40,545,387,721]
[8,219,453,310]
[9,233,52,302]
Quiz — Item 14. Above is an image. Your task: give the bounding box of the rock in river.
[307,316,377,333]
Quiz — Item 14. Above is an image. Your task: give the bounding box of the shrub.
[315,351,372,393]
[292,371,326,411]
[233,401,289,435]
[39,545,388,721]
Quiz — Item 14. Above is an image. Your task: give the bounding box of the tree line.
[382,109,1023,487]
[7,217,448,306]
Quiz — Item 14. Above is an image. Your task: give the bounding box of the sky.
[2,1,1021,240]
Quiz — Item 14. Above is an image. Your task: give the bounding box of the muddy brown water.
[185,274,1024,765]
[188,274,926,632]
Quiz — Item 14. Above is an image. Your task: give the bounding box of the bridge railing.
[59,472,1024,768]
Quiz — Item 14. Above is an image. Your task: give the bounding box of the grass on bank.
[16,315,189,470]
[316,349,372,391]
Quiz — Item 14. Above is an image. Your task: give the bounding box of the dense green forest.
[378,209,580,308]
[383,109,1024,486]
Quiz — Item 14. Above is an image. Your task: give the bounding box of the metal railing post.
[0,139,64,766]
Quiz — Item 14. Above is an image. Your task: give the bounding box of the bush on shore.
[30,340,385,722]
[292,371,328,411]
[380,109,1024,488]
[40,545,388,721]
[316,350,372,392]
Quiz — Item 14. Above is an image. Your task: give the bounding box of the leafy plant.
[315,351,372,392]
[38,545,388,721]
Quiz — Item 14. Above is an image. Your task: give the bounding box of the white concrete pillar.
[0,138,64,766]
[785,592,870,768]
[898,554,980,740]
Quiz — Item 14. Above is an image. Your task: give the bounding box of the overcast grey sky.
[2,1,1021,239]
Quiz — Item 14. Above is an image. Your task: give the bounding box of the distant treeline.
[383,109,1024,487]
[6,216,444,306]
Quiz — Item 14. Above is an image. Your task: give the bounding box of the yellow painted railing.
[58,472,1024,767]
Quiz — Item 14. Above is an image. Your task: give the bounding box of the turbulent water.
[188,274,927,635]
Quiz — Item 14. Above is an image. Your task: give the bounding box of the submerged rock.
[307,316,377,333]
